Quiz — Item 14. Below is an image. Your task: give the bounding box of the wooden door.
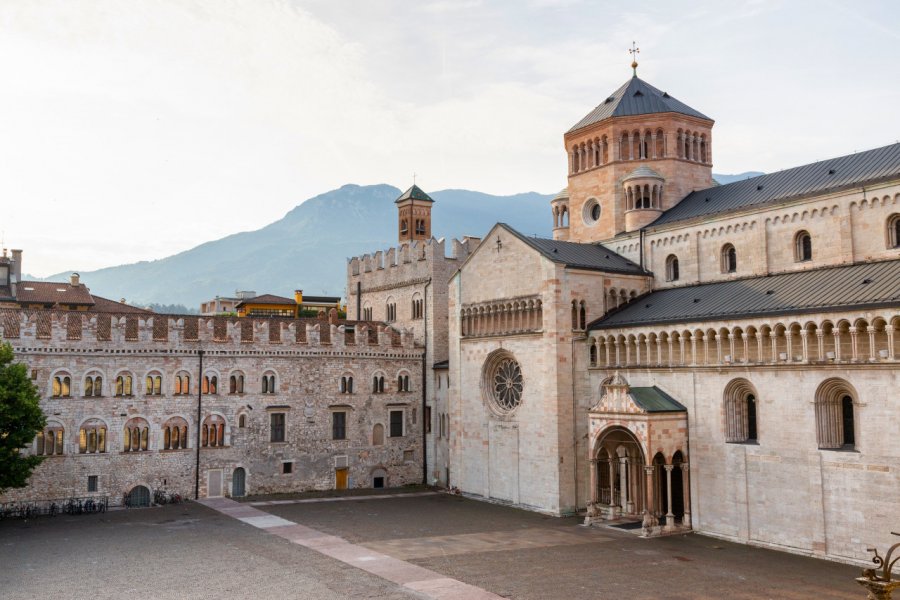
[335,468,348,490]
[207,469,223,497]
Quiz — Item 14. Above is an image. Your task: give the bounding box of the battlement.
[347,236,480,281]
[0,310,417,353]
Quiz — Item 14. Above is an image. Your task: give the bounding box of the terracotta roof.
[89,295,154,314]
[235,294,296,308]
[16,281,95,306]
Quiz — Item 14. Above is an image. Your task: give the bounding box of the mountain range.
[43,173,761,308]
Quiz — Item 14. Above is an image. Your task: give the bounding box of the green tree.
[0,342,45,494]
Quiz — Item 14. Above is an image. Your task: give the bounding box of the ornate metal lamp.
[857,532,900,599]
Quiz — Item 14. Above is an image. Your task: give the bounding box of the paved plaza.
[1,490,862,599]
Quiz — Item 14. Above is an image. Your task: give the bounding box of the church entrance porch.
[585,373,691,537]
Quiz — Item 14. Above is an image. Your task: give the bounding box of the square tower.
[395,184,434,243]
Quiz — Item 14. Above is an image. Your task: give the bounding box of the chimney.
[294,289,303,305]
[70,272,80,287]
[10,249,22,282]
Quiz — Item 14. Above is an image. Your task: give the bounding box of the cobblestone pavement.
[1,492,862,600]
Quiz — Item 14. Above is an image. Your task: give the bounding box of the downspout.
[194,348,204,500]
[422,278,431,485]
[356,281,361,320]
[639,228,645,270]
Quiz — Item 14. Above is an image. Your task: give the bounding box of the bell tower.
[395,184,434,243]
[560,54,714,243]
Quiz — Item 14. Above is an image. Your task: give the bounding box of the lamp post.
[857,532,900,599]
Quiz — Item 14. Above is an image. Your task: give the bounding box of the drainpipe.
[356,281,361,320]
[422,278,431,486]
[639,228,645,270]
[194,348,204,500]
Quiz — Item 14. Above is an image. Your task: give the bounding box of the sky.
[2,0,899,277]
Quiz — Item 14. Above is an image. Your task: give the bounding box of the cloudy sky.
[2,0,899,276]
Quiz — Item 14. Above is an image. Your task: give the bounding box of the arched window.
[202,375,218,395]
[174,373,190,395]
[571,300,578,329]
[589,342,598,366]
[262,373,276,394]
[238,414,247,428]
[123,418,150,452]
[398,373,410,392]
[579,301,586,330]
[115,374,133,397]
[84,374,102,397]
[372,423,384,446]
[887,214,900,248]
[372,374,385,393]
[400,219,408,235]
[145,373,162,396]
[229,373,244,394]
[721,244,737,273]
[52,374,71,398]
[35,424,64,456]
[78,419,107,454]
[724,379,758,443]
[340,375,354,394]
[795,230,812,262]
[815,379,857,450]
[666,255,680,282]
[162,417,189,450]
[201,415,227,447]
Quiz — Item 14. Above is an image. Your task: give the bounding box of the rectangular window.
[87,475,98,492]
[389,410,403,438]
[424,406,432,434]
[332,411,347,440]
[270,413,285,443]
[282,461,293,474]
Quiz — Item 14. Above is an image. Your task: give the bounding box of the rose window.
[492,358,523,412]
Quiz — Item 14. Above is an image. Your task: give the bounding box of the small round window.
[583,199,601,225]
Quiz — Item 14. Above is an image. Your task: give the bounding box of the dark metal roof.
[568,76,711,133]
[395,184,434,204]
[590,259,900,330]
[502,224,647,275]
[630,387,686,413]
[651,143,900,227]
[301,295,340,304]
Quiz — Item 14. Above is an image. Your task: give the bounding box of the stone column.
[886,325,895,359]
[679,337,686,365]
[849,326,859,362]
[664,465,675,530]
[833,330,842,361]
[816,331,825,362]
[785,329,794,361]
[770,332,778,363]
[741,333,749,363]
[586,458,598,524]
[728,333,736,362]
[619,457,629,512]
[667,338,675,367]
[800,330,809,363]
[642,465,655,532]
[690,335,698,366]
[650,131,657,158]
[608,458,617,518]
[681,463,691,528]
[867,326,877,361]
[644,339,652,366]
[614,340,621,367]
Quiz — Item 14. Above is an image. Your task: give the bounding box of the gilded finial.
[629,41,640,76]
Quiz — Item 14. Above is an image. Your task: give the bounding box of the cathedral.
[441,67,900,565]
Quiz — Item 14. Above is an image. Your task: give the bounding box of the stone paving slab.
[199,496,506,600]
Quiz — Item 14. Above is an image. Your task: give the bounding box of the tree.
[0,342,46,494]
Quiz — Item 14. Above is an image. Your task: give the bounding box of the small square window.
[282,462,293,474]
[87,475,98,492]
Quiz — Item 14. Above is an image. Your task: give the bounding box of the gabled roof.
[568,76,711,134]
[16,281,95,306]
[395,184,434,203]
[502,224,646,275]
[629,387,686,413]
[236,293,295,307]
[590,259,900,330]
[651,143,900,228]
[89,295,154,314]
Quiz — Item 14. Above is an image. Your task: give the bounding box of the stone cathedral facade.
[448,71,900,566]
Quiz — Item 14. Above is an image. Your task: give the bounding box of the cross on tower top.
[629,41,640,76]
